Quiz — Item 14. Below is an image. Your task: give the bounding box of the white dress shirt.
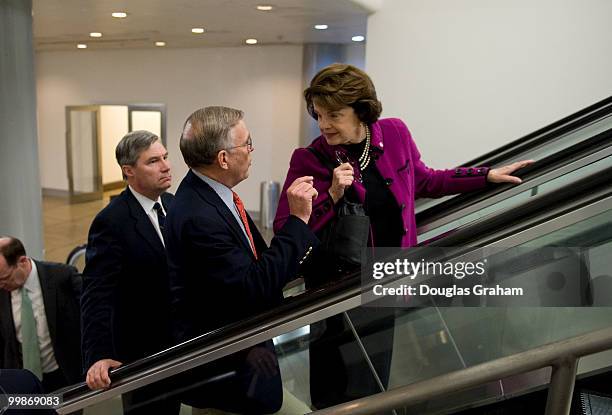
[11,259,60,374]
[129,185,166,245]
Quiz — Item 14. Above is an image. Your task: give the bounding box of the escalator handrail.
[416,125,612,233]
[415,95,612,219]
[463,95,612,168]
[57,164,612,413]
[309,326,612,415]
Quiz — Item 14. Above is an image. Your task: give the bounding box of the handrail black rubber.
[464,95,612,168]
[415,126,612,229]
[415,95,612,218]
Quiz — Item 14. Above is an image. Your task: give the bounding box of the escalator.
[55,98,612,414]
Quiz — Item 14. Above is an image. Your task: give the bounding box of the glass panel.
[76,319,384,414]
[418,153,612,243]
[69,110,98,194]
[275,310,396,413]
[415,113,612,215]
[131,111,162,138]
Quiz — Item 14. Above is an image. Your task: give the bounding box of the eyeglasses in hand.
[335,150,362,183]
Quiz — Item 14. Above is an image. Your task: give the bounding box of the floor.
[42,191,273,265]
[42,191,121,263]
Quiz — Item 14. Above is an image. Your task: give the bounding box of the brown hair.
[304,63,382,124]
[0,236,26,266]
[179,106,244,167]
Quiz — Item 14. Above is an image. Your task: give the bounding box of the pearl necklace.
[358,124,371,170]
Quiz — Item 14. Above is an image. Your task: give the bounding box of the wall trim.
[42,188,69,198]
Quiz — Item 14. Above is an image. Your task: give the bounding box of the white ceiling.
[32,0,369,51]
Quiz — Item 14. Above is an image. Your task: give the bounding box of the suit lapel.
[125,188,166,257]
[186,171,255,256]
[36,261,58,349]
[247,213,267,255]
[161,192,173,213]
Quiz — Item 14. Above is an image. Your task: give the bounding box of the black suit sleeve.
[70,268,83,302]
[0,323,5,369]
[81,215,123,368]
[169,215,318,342]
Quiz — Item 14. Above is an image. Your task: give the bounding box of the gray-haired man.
[81,130,179,414]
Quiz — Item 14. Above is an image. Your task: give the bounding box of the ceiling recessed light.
[256,5,273,11]
[245,38,258,45]
[89,32,102,38]
[155,41,166,47]
[111,12,127,18]
[77,44,87,49]
[351,35,365,42]
[191,27,205,34]
[314,24,328,30]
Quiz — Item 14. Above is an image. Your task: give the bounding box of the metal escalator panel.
[417,141,612,244]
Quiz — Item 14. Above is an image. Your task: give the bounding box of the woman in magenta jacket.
[273,63,531,409]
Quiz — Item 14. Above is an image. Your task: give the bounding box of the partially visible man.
[0,369,56,415]
[81,130,179,414]
[0,236,82,393]
[165,106,319,414]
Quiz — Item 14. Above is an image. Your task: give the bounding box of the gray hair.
[179,106,244,168]
[115,130,160,179]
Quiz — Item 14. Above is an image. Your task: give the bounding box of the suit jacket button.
[385,178,393,186]
[403,227,408,235]
[400,203,406,210]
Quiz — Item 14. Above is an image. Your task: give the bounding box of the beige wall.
[36,45,304,210]
[365,0,612,168]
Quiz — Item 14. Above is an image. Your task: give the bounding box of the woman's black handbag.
[304,147,370,286]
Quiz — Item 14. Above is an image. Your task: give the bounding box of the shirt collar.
[129,185,163,214]
[23,258,39,294]
[191,169,234,208]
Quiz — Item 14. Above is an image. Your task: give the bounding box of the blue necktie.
[153,202,165,231]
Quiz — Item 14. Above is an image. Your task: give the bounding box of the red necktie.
[232,191,258,259]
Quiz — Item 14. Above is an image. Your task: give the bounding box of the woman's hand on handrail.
[487,159,535,184]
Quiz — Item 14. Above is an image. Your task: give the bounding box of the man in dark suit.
[81,130,179,414]
[165,106,319,414]
[0,236,82,393]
